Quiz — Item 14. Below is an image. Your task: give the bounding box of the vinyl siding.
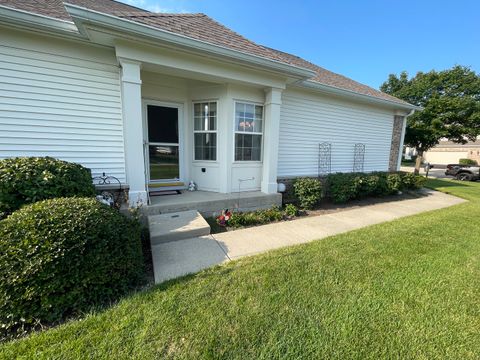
[278,88,394,177]
[0,31,126,182]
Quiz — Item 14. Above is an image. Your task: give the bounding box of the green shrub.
[293,178,322,209]
[386,173,403,194]
[399,172,425,190]
[354,173,389,197]
[327,173,359,203]
[459,158,478,165]
[0,197,144,340]
[284,203,299,217]
[257,206,283,223]
[0,157,95,216]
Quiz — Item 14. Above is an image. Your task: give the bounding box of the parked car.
[445,164,480,181]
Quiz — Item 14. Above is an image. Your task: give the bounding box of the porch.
[116,42,286,207]
[142,190,282,217]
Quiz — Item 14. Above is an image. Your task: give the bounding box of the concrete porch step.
[148,210,211,245]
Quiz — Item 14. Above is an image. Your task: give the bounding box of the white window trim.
[233,100,264,163]
[193,100,218,162]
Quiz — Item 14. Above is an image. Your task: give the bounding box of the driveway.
[400,165,450,179]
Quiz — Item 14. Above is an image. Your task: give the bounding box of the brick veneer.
[389,115,405,171]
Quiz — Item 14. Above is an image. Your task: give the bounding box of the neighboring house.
[0,0,417,206]
[420,139,480,165]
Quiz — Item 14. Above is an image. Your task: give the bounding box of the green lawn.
[2,179,480,359]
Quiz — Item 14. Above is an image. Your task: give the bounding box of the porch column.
[119,59,147,207]
[261,87,283,194]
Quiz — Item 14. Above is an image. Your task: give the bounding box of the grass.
[2,179,480,359]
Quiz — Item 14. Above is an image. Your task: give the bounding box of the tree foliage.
[381,66,480,155]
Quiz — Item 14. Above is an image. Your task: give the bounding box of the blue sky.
[119,0,480,89]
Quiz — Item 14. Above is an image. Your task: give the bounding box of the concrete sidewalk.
[151,190,466,283]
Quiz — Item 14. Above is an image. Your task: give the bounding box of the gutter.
[63,4,317,79]
[299,79,421,111]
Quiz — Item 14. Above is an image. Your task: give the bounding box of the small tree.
[381,66,480,173]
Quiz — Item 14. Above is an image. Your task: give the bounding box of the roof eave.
[299,80,421,111]
[0,5,79,35]
[63,4,317,79]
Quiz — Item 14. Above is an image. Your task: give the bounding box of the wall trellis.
[318,142,332,176]
[353,143,366,172]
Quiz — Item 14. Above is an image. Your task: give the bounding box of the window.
[193,102,217,161]
[235,102,263,161]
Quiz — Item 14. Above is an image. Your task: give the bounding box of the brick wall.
[388,115,404,171]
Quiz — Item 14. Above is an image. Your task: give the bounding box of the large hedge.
[326,172,426,203]
[0,197,144,340]
[0,157,95,217]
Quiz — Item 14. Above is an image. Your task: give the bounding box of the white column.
[119,59,147,207]
[261,87,283,194]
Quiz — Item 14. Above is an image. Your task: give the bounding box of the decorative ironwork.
[353,143,366,172]
[92,172,122,208]
[318,142,332,176]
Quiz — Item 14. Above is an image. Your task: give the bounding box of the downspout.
[396,109,415,171]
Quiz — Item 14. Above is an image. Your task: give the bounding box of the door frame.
[142,99,186,187]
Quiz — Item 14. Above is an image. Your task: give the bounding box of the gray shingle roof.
[0,0,410,106]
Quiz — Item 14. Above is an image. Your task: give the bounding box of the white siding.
[278,88,394,177]
[0,30,126,182]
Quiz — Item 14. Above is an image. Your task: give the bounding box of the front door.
[145,102,183,190]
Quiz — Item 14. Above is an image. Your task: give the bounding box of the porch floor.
[142,190,282,217]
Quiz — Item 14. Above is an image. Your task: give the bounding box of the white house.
[0,0,417,207]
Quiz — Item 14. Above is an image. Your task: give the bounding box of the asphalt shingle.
[0,0,410,105]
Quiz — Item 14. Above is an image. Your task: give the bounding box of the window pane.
[208,102,217,117]
[194,133,217,161]
[194,102,217,131]
[245,103,254,120]
[208,116,216,131]
[194,103,201,117]
[149,145,179,180]
[194,116,202,131]
[253,120,262,133]
[236,102,263,133]
[147,105,178,143]
[235,134,261,161]
[255,105,263,119]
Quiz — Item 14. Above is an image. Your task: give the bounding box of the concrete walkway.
[151,190,466,283]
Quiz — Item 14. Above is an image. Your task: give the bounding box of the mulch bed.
[208,190,427,234]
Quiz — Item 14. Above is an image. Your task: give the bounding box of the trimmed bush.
[459,158,478,166]
[0,157,95,217]
[400,172,426,189]
[0,197,144,340]
[227,206,284,228]
[293,178,323,209]
[284,204,299,218]
[386,173,403,193]
[327,173,359,203]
